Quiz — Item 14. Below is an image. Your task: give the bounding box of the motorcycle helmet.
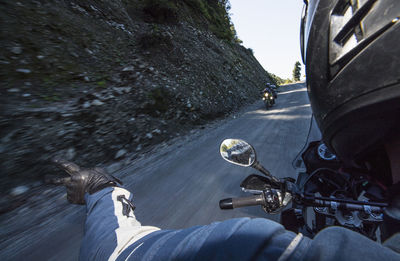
[301,0,400,170]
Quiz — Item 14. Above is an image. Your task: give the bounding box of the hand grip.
[219,198,233,209]
[219,194,265,210]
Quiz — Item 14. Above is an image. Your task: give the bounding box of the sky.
[229,0,305,80]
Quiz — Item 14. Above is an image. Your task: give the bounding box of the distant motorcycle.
[219,139,387,241]
[262,88,275,109]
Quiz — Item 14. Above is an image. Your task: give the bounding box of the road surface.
[0,82,320,260]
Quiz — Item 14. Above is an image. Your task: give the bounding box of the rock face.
[0,0,276,204]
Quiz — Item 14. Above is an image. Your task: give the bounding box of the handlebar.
[219,194,266,209]
[309,199,385,213]
[219,183,387,214]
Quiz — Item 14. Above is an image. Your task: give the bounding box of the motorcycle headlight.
[264,93,269,98]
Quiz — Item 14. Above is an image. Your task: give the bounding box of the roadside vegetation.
[142,0,239,42]
[292,61,302,82]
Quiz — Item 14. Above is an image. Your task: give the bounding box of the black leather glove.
[52,158,123,204]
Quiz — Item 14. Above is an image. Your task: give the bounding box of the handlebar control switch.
[263,189,283,214]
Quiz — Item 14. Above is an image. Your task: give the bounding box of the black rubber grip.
[219,195,265,210]
[232,194,265,208]
[219,198,233,209]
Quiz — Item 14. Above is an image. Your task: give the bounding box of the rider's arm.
[55,160,399,261]
[79,187,159,260]
[80,187,302,261]
[80,187,400,261]
[304,226,400,261]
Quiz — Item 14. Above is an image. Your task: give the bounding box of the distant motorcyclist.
[264,84,277,99]
[262,85,276,108]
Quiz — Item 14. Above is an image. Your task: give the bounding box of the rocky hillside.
[0,0,275,211]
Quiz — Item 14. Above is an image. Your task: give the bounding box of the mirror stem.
[252,161,281,184]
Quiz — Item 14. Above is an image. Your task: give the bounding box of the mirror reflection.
[220,139,256,167]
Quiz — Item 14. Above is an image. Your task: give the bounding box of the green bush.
[184,0,212,20]
[141,0,237,41]
[269,73,285,86]
[96,80,107,88]
[138,27,173,49]
[146,87,171,113]
[183,0,236,41]
[142,0,178,23]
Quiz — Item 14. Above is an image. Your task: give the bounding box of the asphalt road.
[1,82,320,260]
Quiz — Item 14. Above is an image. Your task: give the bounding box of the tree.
[292,61,301,82]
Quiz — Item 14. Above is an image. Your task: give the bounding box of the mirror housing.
[220,139,256,167]
[220,138,280,185]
